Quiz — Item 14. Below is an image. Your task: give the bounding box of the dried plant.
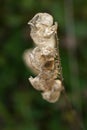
[23,13,64,103]
[23,13,84,130]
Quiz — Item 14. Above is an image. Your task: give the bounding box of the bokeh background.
[0,0,87,130]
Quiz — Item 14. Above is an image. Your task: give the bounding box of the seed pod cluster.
[23,13,63,103]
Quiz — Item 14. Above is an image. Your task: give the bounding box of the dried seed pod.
[42,80,62,103]
[28,13,57,48]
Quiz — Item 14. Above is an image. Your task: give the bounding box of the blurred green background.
[0,0,87,130]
